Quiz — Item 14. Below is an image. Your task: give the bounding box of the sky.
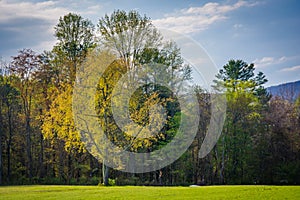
[0,0,300,86]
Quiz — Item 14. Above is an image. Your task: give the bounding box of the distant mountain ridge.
[267,80,300,101]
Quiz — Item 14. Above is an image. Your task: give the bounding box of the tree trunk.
[23,93,33,180]
[102,162,109,186]
[232,119,238,182]
[39,132,44,178]
[102,112,110,186]
[158,170,163,185]
[0,107,3,185]
[7,104,12,183]
[26,115,33,179]
[220,134,226,184]
[67,154,72,184]
[58,140,65,183]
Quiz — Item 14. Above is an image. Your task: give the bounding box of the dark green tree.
[54,13,96,83]
[214,59,269,184]
[0,76,20,184]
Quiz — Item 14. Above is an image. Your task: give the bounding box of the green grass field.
[0,185,299,200]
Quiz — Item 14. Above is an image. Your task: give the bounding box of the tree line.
[0,10,299,186]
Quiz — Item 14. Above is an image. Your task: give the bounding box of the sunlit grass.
[0,185,299,200]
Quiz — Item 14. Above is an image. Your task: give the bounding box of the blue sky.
[0,0,299,86]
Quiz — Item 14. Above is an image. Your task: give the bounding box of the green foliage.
[214,59,269,184]
[55,13,95,55]
[215,59,270,102]
[217,59,255,81]
[108,178,116,186]
[98,9,162,64]
[1,11,300,187]
[54,13,96,83]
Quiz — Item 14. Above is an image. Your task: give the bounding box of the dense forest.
[0,10,299,186]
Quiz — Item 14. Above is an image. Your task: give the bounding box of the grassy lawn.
[0,185,299,200]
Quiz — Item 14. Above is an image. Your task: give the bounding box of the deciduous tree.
[54,13,96,83]
[9,49,41,179]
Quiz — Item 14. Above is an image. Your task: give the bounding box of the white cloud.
[153,0,260,34]
[253,56,288,68]
[0,0,104,58]
[0,0,70,23]
[0,0,72,57]
[281,65,300,72]
[233,24,243,29]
